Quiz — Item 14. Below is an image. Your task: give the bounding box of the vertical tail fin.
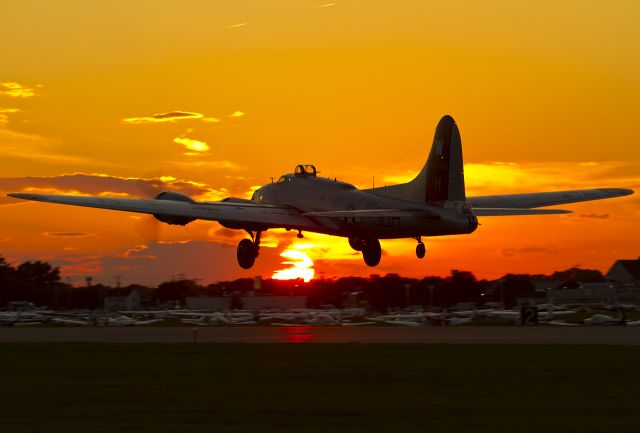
[420,115,466,203]
[368,115,466,204]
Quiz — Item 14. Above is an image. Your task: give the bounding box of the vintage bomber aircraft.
[9,115,634,268]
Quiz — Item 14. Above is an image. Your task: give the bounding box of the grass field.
[1,343,639,432]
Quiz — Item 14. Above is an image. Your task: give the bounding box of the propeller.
[132,172,164,243]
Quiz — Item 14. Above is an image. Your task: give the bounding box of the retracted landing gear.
[415,237,426,259]
[237,231,262,269]
[362,238,381,267]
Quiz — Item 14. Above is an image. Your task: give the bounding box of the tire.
[237,239,257,269]
[348,237,364,251]
[362,238,381,267]
[416,242,426,259]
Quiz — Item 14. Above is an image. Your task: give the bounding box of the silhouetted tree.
[154,279,201,304]
[15,261,61,287]
[551,267,603,282]
[500,278,536,307]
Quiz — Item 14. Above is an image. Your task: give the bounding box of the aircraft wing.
[468,188,633,211]
[8,193,329,230]
[472,208,571,216]
[302,209,440,219]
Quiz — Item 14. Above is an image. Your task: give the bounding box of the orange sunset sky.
[1,0,638,286]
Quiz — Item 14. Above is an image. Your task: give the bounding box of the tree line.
[0,255,606,311]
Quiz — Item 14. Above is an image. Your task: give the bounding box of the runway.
[1,326,640,344]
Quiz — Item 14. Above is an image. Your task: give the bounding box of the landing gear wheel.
[348,237,364,251]
[237,238,258,269]
[362,238,381,267]
[416,242,426,259]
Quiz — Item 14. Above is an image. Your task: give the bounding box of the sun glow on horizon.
[272,249,315,282]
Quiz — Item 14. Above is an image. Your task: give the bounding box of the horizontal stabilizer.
[303,209,440,219]
[473,208,571,216]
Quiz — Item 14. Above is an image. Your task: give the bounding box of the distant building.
[552,282,618,304]
[104,288,140,311]
[185,296,229,311]
[242,296,306,310]
[607,258,640,287]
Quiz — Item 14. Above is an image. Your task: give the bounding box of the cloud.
[225,22,247,29]
[43,232,94,238]
[0,128,97,165]
[0,108,19,124]
[579,213,609,219]
[201,117,220,123]
[381,161,640,197]
[0,82,35,98]
[123,111,205,124]
[501,247,558,258]
[0,172,226,203]
[119,244,156,259]
[174,136,210,153]
[229,111,245,118]
[173,160,244,170]
[315,2,336,7]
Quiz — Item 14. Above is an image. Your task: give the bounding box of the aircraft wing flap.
[303,209,440,219]
[8,193,326,230]
[473,208,571,216]
[469,188,633,209]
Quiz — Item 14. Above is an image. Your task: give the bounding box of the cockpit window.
[277,176,288,183]
[294,164,317,177]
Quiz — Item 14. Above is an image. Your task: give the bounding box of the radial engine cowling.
[153,192,196,226]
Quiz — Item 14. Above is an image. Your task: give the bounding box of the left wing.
[8,193,332,231]
[469,188,633,212]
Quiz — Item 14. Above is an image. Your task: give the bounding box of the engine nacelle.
[153,191,196,226]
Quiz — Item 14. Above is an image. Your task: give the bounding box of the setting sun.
[272,249,315,283]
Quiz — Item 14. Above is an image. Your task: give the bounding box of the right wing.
[8,193,331,231]
[469,188,633,210]
[473,208,571,216]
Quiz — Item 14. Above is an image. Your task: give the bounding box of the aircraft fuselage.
[252,174,478,239]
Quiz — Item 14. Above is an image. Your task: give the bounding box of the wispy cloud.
[173,160,244,171]
[315,2,336,8]
[381,161,640,196]
[0,109,95,165]
[225,22,247,29]
[123,111,205,124]
[229,111,245,118]
[579,213,609,219]
[43,232,94,238]
[119,244,156,260]
[0,108,19,124]
[501,247,558,258]
[0,173,225,202]
[0,82,36,98]
[174,136,210,153]
[0,127,95,165]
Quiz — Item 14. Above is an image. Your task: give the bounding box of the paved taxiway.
[1,326,640,344]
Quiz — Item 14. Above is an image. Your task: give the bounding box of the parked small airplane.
[8,115,633,268]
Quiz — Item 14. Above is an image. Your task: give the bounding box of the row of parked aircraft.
[3,305,639,327]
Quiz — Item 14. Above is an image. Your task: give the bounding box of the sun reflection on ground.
[281,326,315,343]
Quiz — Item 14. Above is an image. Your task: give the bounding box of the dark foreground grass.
[1,343,639,433]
